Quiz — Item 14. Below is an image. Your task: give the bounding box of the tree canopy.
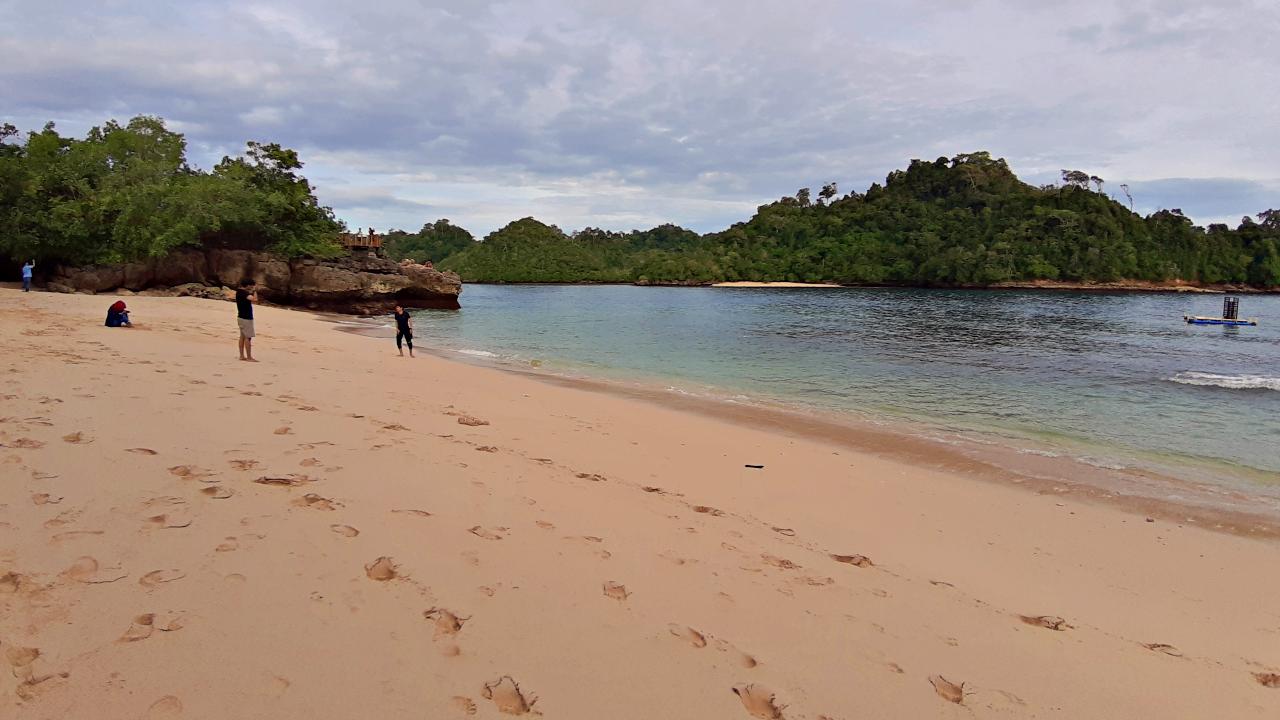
[0,116,343,266]
[383,219,476,263]
[436,152,1280,288]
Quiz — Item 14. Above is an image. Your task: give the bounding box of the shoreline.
[444,279,1279,294]
[5,289,1279,718]
[335,317,1280,540]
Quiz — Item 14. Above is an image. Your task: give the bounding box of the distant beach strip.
[711,281,842,288]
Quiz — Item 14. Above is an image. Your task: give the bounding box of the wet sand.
[2,288,1279,718]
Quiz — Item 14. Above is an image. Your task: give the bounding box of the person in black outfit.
[236,279,258,362]
[393,304,414,357]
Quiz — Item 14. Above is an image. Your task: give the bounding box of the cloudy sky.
[3,0,1277,236]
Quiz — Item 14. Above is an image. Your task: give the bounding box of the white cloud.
[1,0,1277,236]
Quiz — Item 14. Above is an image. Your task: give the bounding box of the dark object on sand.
[744,464,764,469]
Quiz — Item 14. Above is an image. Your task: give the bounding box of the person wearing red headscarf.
[105,300,132,327]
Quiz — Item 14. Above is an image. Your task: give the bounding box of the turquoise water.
[407,285,1280,488]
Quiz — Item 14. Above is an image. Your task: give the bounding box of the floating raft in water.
[1184,315,1258,326]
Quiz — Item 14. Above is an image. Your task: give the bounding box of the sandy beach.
[2,288,1278,719]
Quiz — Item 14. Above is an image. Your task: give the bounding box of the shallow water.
[408,285,1280,490]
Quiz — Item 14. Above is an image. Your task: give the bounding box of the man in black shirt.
[236,279,257,362]
[393,303,414,357]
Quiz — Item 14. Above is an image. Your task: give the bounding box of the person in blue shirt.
[21,260,34,292]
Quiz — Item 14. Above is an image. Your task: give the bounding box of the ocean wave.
[1169,372,1280,391]
[455,348,500,358]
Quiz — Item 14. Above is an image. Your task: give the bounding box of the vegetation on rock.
[0,116,343,266]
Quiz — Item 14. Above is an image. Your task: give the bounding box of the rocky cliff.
[47,249,462,313]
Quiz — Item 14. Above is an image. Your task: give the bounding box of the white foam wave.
[1169,372,1280,391]
[455,349,500,358]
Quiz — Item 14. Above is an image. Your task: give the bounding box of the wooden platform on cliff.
[339,228,382,250]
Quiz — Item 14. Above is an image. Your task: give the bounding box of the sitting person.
[105,300,132,327]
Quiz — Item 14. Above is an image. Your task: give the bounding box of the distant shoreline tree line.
[418,154,1279,288]
[0,116,344,271]
[4,119,1277,289]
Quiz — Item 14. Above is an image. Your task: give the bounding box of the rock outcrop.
[48,249,461,313]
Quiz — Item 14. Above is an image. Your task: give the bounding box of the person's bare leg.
[239,335,246,360]
[244,337,256,362]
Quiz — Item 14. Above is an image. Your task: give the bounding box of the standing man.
[236,278,257,362]
[393,303,414,357]
[21,259,34,292]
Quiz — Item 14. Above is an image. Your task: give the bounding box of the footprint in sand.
[1255,673,1280,688]
[575,472,606,482]
[392,509,433,518]
[771,526,796,537]
[928,675,966,704]
[830,554,873,568]
[668,624,707,648]
[146,695,184,718]
[65,556,128,584]
[52,529,104,543]
[602,581,630,601]
[6,645,41,678]
[451,696,478,715]
[365,556,398,581]
[61,431,92,444]
[11,438,45,449]
[714,639,759,668]
[535,520,555,530]
[482,676,535,715]
[273,426,292,435]
[424,607,468,639]
[732,684,784,719]
[468,526,506,540]
[1019,615,1072,631]
[31,493,63,505]
[216,537,240,552]
[475,446,499,453]
[146,512,193,529]
[200,486,234,499]
[641,486,667,494]
[228,459,259,471]
[254,474,314,487]
[121,614,158,642]
[140,569,186,588]
[330,524,359,537]
[167,465,212,480]
[293,493,339,511]
[693,505,724,516]
[126,448,159,455]
[457,415,489,427]
[1,572,21,594]
[1143,643,1183,657]
[299,457,321,467]
[762,554,800,570]
[44,508,82,528]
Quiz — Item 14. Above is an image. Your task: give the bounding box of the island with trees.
[425,153,1278,289]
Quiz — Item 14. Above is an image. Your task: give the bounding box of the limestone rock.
[49,249,460,313]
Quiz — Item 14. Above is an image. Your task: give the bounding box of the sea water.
[408,285,1280,491]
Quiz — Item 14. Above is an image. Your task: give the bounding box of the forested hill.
[428,153,1280,287]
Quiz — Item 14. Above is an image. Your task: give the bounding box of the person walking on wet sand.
[393,303,414,357]
[236,279,258,362]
